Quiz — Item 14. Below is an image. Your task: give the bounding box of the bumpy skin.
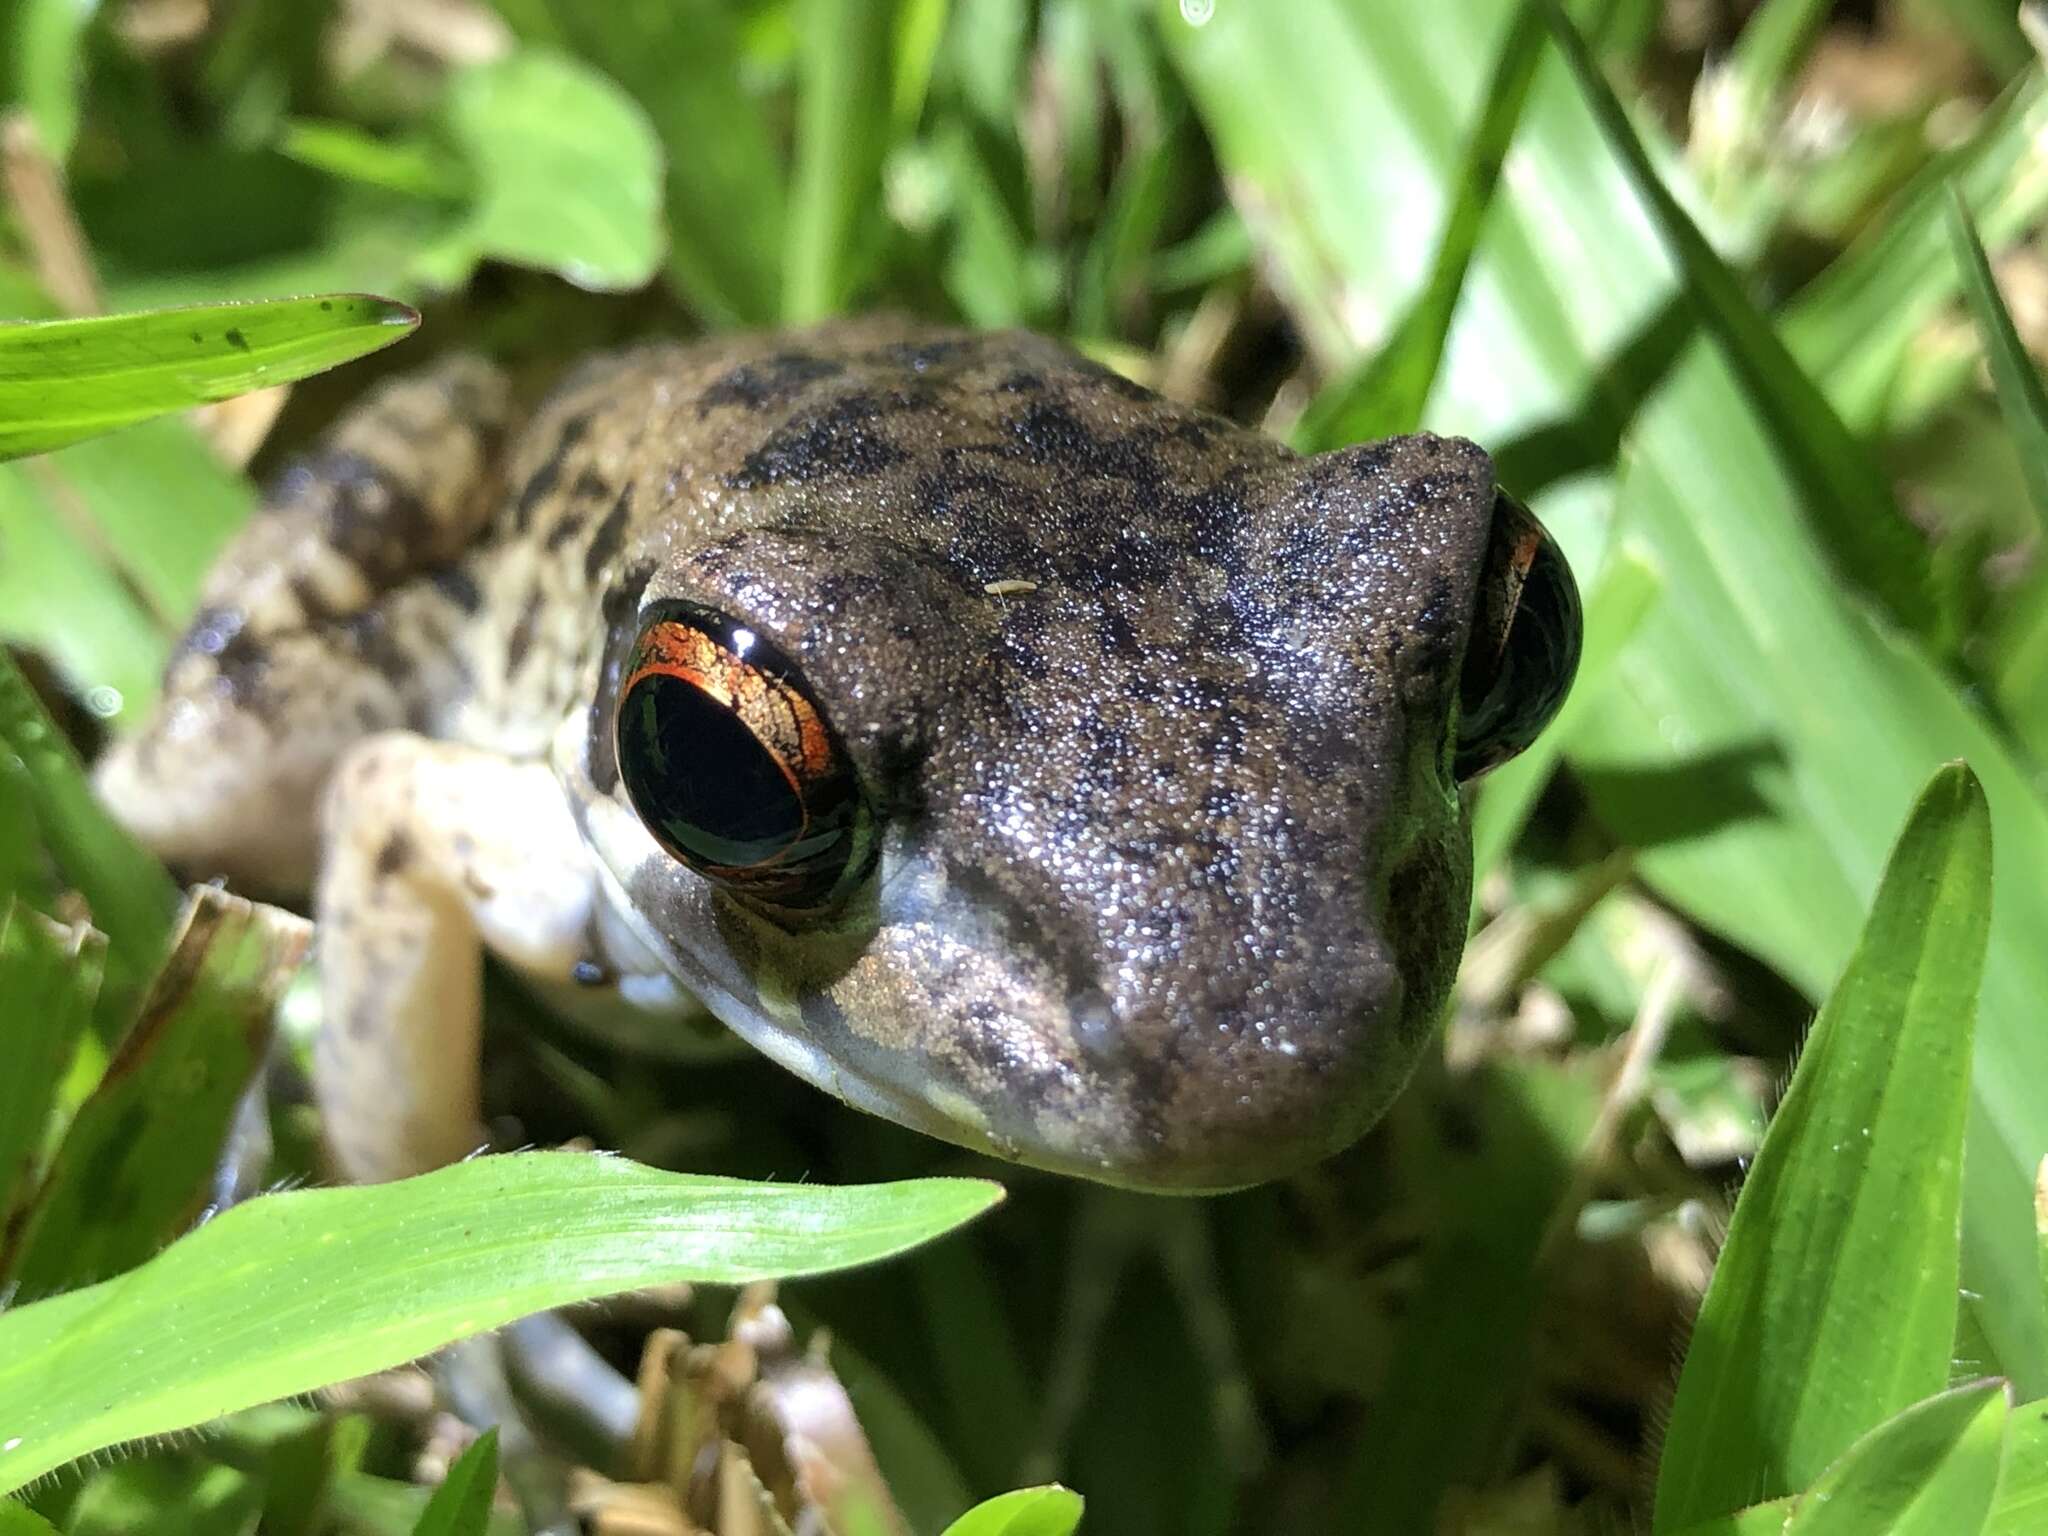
[101,318,1499,1191]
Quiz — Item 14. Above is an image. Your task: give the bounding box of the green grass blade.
[784,0,893,321]
[940,1486,1086,1536]
[1782,1382,2010,1536]
[0,905,101,1228]
[1698,0,1830,189]
[0,889,310,1298]
[531,3,785,323]
[0,296,418,462]
[1665,1500,1797,1536]
[894,0,950,131]
[407,1429,497,1536]
[1293,0,1546,450]
[0,1154,1000,1493]
[0,650,176,1028]
[1723,0,1830,107]
[1945,185,2048,540]
[1923,0,2030,74]
[0,1504,59,1536]
[330,1473,522,1536]
[0,416,256,724]
[2039,1160,2048,1333]
[1782,75,2048,435]
[420,50,664,293]
[1338,1060,1599,1531]
[1984,1401,2048,1536]
[63,1458,260,1536]
[1654,765,1993,1530]
[1534,0,1939,643]
[12,0,97,165]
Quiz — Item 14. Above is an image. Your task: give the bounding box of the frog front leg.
[315,730,601,1182]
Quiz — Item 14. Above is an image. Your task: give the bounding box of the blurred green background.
[3,0,2047,1532]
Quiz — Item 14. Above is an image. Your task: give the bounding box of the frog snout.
[848,797,1468,1191]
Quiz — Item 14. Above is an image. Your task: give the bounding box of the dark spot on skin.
[505,588,543,673]
[998,370,1046,393]
[999,400,1167,492]
[292,450,438,588]
[698,352,844,415]
[728,391,913,488]
[583,487,633,581]
[1096,609,1142,660]
[513,412,592,529]
[432,566,483,614]
[374,831,414,878]
[225,328,249,351]
[545,469,614,550]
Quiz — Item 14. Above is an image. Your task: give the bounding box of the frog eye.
[614,602,872,910]
[1454,491,1582,780]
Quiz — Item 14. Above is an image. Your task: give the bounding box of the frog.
[96,317,1580,1193]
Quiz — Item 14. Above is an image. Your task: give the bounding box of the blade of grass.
[0,905,101,1231]
[1782,74,2048,435]
[1721,0,1832,114]
[893,0,951,132]
[0,296,418,461]
[2039,1159,2048,1327]
[1339,1059,1599,1531]
[1945,184,2048,540]
[939,1486,1085,1536]
[1654,765,1992,1530]
[1691,0,1831,192]
[407,1428,497,1536]
[529,3,785,323]
[63,1458,260,1536]
[11,0,98,166]
[784,0,893,321]
[1293,0,1547,450]
[1781,1381,2010,1536]
[0,1505,59,1536]
[3,416,257,683]
[0,650,176,1031]
[0,888,310,1298]
[1924,0,2030,74]
[329,1474,522,1536]
[1984,1401,2048,1536]
[1666,1501,1798,1536]
[1534,0,1940,643]
[0,1154,1002,1493]
[417,50,664,293]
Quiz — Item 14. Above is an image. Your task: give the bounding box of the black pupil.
[619,671,804,870]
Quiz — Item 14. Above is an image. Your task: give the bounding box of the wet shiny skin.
[101,319,1579,1190]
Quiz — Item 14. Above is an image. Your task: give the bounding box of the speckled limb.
[96,355,515,896]
[315,731,599,1182]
